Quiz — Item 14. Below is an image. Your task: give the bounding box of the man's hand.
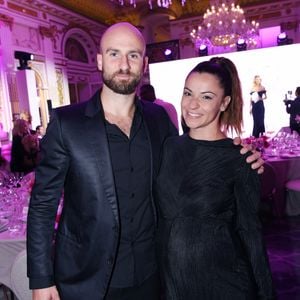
[33,286,60,300]
[233,137,264,174]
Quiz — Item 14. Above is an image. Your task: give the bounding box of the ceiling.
[49,0,273,26]
[47,0,275,42]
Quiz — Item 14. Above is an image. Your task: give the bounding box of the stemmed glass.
[270,137,279,156]
[4,172,25,234]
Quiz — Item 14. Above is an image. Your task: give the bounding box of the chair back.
[10,249,32,300]
[260,161,281,217]
[261,162,277,201]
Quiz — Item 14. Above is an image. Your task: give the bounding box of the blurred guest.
[10,119,30,172]
[10,119,39,173]
[35,125,45,140]
[139,83,179,130]
[0,154,10,172]
[250,75,267,137]
[20,111,35,134]
[285,87,300,134]
[22,133,40,171]
[0,122,6,156]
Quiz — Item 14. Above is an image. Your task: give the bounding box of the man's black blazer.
[27,89,177,299]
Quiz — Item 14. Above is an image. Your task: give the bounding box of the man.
[139,83,179,130]
[285,87,300,134]
[35,125,45,140]
[27,22,263,300]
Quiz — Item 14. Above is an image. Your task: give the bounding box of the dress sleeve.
[27,109,70,289]
[234,160,276,299]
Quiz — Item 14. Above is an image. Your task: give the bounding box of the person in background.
[250,75,267,137]
[21,133,40,171]
[35,125,45,139]
[139,83,179,130]
[0,154,9,172]
[10,118,39,174]
[10,118,30,173]
[285,86,300,134]
[27,22,264,300]
[155,57,275,299]
[20,111,36,134]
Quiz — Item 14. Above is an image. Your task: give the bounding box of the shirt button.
[131,193,135,198]
[130,167,134,172]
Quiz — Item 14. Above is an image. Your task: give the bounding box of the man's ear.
[143,56,149,74]
[97,53,103,71]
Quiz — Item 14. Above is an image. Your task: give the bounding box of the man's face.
[38,126,45,136]
[97,24,148,95]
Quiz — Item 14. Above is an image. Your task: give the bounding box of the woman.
[250,75,267,137]
[10,118,30,172]
[155,57,275,299]
[10,118,39,173]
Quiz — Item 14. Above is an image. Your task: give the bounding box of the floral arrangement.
[243,135,270,150]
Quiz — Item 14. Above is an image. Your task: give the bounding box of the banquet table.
[0,226,26,290]
[264,154,300,217]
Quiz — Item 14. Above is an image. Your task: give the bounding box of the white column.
[0,20,14,133]
[15,69,40,130]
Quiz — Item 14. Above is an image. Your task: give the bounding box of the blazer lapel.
[84,92,119,225]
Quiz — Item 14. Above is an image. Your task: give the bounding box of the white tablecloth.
[0,227,26,289]
[265,155,300,217]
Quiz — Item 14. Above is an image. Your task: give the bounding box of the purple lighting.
[198,44,208,56]
[164,48,172,56]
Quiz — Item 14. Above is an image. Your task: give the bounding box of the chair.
[0,284,11,300]
[10,249,32,300]
[260,162,279,217]
[285,179,300,216]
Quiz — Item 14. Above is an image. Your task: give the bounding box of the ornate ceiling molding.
[47,0,275,26]
[0,13,14,30]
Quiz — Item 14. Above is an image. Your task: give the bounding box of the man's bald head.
[100,22,146,56]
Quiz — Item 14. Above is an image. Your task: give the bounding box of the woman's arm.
[234,162,275,299]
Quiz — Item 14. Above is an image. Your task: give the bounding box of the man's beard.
[102,69,142,95]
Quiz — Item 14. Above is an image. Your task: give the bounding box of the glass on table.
[7,191,24,233]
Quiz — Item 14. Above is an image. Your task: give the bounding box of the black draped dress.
[155,135,275,300]
[251,90,266,137]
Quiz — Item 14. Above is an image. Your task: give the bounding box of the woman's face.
[181,72,230,134]
[20,122,29,134]
[254,76,262,85]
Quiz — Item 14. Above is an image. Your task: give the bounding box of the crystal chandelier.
[115,0,187,9]
[190,1,260,51]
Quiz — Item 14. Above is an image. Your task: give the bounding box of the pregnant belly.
[166,217,238,271]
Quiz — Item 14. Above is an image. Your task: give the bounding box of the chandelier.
[115,0,187,9]
[190,1,260,51]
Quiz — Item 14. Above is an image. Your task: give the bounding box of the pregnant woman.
[155,58,275,300]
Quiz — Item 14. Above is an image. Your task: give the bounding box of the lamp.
[116,0,187,9]
[190,1,260,52]
[277,32,293,46]
[198,44,208,56]
[164,48,174,60]
[236,38,247,51]
[14,51,34,70]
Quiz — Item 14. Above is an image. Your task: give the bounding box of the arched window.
[65,38,88,63]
